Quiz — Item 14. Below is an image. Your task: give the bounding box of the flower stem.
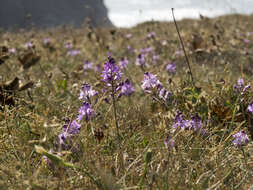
[111,80,120,141]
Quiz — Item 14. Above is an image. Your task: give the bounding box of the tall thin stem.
[171,8,195,86]
[111,79,120,140]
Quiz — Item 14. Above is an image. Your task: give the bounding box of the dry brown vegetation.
[1,14,253,189]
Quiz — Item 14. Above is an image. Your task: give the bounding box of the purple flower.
[141,72,161,91]
[79,83,98,101]
[25,42,33,48]
[44,38,51,45]
[244,39,250,44]
[158,87,171,102]
[147,32,156,39]
[234,78,251,95]
[58,119,81,147]
[172,112,208,135]
[164,135,175,149]
[136,54,145,67]
[77,102,95,122]
[232,130,249,148]
[62,119,81,135]
[247,101,253,114]
[119,57,129,69]
[83,60,93,71]
[190,115,208,136]
[166,63,176,74]
[101,56,122,84]
[9,48,15,54]
[68,50,81,56]
[64,42,73,49]
[117,79,134,98]
[172,111,191,130]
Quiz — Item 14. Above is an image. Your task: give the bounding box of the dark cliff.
[0,0,113,29]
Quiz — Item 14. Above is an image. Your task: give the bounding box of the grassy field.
[1,14,253,189]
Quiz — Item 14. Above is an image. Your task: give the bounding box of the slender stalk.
[111,79,120,141]
[171,8,195,86]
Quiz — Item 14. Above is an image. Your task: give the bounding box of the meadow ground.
[1,14,253,189]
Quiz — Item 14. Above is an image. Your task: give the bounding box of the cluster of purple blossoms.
[58,119,81,148]
[141,72,172,103]
[232,130,249,148]
[83,60,94,71]
[141,72,161,91]
[172,111,208,136]
[101,56,122,85]
[117,79,134,98]
[58,82,96,149]
[119,57,129,69]
[79,83,98,101]
[101,56,134,100]
[165,62,176,74]
[233,78,251,95]
[77,102,95,122]
[159,87,172,102]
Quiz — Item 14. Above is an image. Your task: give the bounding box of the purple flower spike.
[166,63,176,74]
[234,77,251,95]
[172,111,191,130]
[232,130,249,148]
[117,79,134,98]
[79,83,98,101]
[247,101,253,114]
[190,115,202,131]
[63,120,81,135]
[172,112,208,135]
[141,72,161,91]
[101,56,122,84]
[78,102,95,122]
[58,119,82,148]
[158,87,171,102]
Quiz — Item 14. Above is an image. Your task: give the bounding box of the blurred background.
[105,0,253,27]
[0,0,253,29]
